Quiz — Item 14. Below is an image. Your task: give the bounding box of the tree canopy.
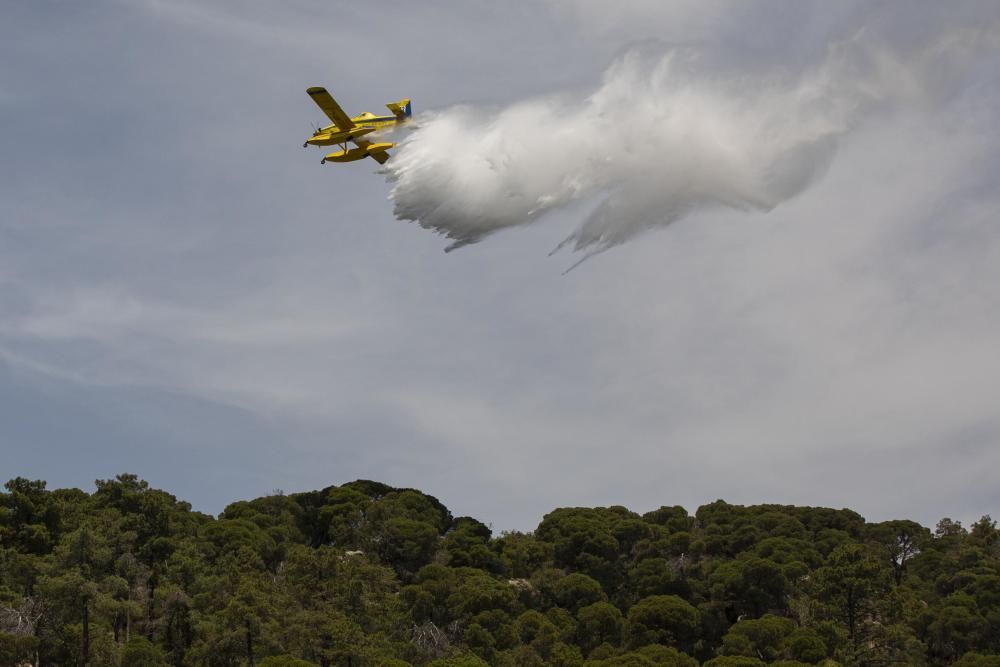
[1,475,998,666]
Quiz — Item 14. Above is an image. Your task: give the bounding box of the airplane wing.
[306,87,354,131]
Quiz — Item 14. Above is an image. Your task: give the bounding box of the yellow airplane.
[304,87,412,164]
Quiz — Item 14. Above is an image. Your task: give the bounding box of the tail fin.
[386,98,412,120]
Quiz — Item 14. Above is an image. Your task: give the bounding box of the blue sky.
[2,1,999,531]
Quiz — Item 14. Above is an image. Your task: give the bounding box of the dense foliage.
[1,475,998,666]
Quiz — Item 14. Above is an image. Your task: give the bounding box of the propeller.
[304,121,320,148]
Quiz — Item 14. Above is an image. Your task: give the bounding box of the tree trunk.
[182,609,193,650]
[245,621,254,667]
[81,598,90,666]
[33,616,42,667]
[846,588,856,644]
[146,580,156,639]
[165,616,174,659]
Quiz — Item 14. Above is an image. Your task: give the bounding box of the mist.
[386,25,994,264]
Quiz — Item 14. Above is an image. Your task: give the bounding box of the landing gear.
[321,158,326,164]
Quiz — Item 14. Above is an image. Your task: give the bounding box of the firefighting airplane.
[303,87,412,165]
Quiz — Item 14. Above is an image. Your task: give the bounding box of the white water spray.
[386,27,994,265]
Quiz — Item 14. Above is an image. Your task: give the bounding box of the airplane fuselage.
[348,112,406,130]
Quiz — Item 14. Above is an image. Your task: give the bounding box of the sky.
[1,1,999,532]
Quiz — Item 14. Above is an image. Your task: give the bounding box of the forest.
[1,475,998,667]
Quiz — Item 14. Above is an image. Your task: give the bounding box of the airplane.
[303,87,412,165]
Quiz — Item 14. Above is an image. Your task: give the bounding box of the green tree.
[290,607,368,667]
[813,543,891,646]
[426,656,489,667]
[377,518,440,576]
[576,602,624,651]
[122,635,169,666]
[866,519,930,585]
[554,573,606,612]
[708,557,788,619]
[259,657,319,667]
[701,657,765,667]
[464,622,497,663]
[1,478,60,554]
[782,627,828,663]
[625,595,700,651]
[954,654,1000,667]
[627,558,685,601]
[717,614,795,662]
[926,594,989,664]
[0,632,39,666]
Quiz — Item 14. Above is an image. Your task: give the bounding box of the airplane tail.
[386,98,412,120]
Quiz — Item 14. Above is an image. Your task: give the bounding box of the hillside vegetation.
[1,475,998,666]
